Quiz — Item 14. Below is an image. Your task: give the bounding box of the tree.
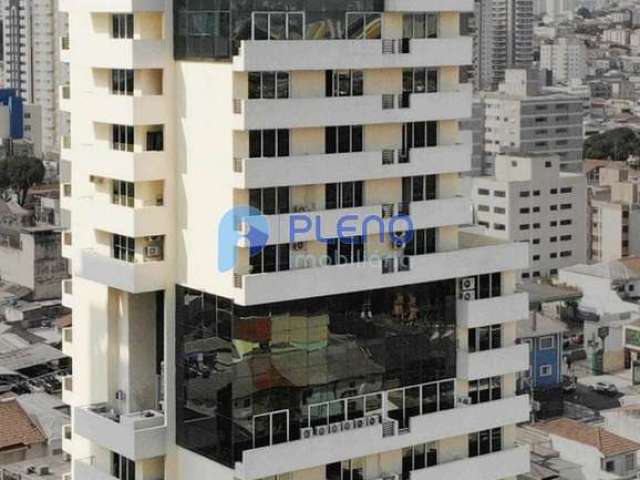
[577,7,591,18]
[584,128,640,161]
[0,156,45,206]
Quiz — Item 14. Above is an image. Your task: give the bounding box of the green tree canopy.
[584,128,640,161]
[0,156,45,206]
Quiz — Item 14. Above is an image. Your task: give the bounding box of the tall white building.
[473,153,587,281]
[1,0,59,156]
[473,0,535,91]
[483,69,584,173]
[540,37,588,84]
[60,1,532,480]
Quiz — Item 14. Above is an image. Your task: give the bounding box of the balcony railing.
[61,36,70,50]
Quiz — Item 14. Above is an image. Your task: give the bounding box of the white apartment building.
[473,0,535,91]
[1,0,59,156]
[539,37,588,85]
[603,26,631,45]
[473,153,587,281]
[589,165,640,262]
[60,1,532,480]
[483,69,584,173]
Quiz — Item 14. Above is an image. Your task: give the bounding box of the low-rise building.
[473,153,587,281]
[0,397,47,465]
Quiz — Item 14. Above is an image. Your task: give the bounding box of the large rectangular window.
[402,443,438,480]
[112,124,134,152]
[113,234,135,263]
[112,69,134,95]
[248,71,289,99]
[252,12,304,40]
[111,453,135,480]
[249,129,289,157]
[468,376,501,404]
[249,243,290,273]
[404,228,436,256]
[346,12,382,39]
[402,175,437,202]
[325,125,363,154]
[403,122,437,149]
[327,236,365,265]
[325,181,364,210]
[112,14,134,39]
[403,13,438,39]
[468,428,502,457]
[112,180,135,207]
[403,68,438,94]
[326,70,363,97]
[468,325,502,353]
[249,187,290,215]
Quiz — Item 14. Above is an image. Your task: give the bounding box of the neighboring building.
[62,3,533,480]
[0,200,68,300]
[602,404,640,447]
[473,153,588,281]
[603,26,632,45]
[482,69,585,173]
[15,392,70,456]
[0,88,23,140]
[473,0,535,91]
[532,418,640,480]
[539,37,588,84]
[1,0,60,156]
[459,96,485,177]
[0,397,47,465]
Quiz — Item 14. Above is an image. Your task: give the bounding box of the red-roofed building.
[0,398,47,465]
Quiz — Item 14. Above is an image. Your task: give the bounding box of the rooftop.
[0,453,70,480]
[561,257,640,281]
[517,313,568,339]
[532,418,640,457]
[0,343,67,372]
[0,398,46,451]
[517,281,582,307]
[16,393,69,442]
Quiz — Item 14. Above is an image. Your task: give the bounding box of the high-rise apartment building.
[473,0,535,92]
[1,0,60,157]
[60,1,532,480]
[540,37,588,85]
[483,69,584,173]
[473,153,587,281]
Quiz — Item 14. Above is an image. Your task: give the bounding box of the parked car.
[589,382,618,396]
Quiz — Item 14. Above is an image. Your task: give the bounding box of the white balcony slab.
[410,446,530,480]
[74,406,167,460]
[61,279,73,309]
[74,460,118,480]
[75,198,168,237]
[457,344,530,381]
[457,292,529,329]
[234,88,472,130]
[87,94,167,125]
[60,0,164,11]
[250,197,471,246]
[62,327,73,357]
[235,144,472,189]
[75,250,167,294]
[77,39,167,69]
[233,37,472,71]
[237,395,529,480]
[82,147,169,183]
[386,0,474,12]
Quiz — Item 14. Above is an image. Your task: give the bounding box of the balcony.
[88,93,167,126]
[233,37,472,71]
[457,344,530,381]
[235,235,528,305]
[456,292,529,329]
[76,39,166,69]
[61,279,73,309]
[62,327,73,357]
[385,0,474,11]
[75,198,167,238]
[236,395,529,480]
[62,375,75,406]
[233,87,472,130]
[62,424,72,454]
[74,458,118,480]
[410,445,530,480]
[73,405,166,460]
[59,0,164,11]
[234,143,472,189]
[81,147,169,182]
[60,36,70,63]
[74,249,167,294]
[60,85,71,111]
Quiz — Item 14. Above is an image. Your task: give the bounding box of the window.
[112,180,134,207]
[478,188,490,196]
[533,190,540,196]
[545,161,552,168]
[539,336,554,350]
[252,12,304,40]
[550,205,558,211]
[250,244,290,273]
[493,223,505,231]
[326,70,363,97]
[403,121,438,149]
[404,228,436,256]
[327,236,365,265]
[326,125,363,154]
[539,365,552,377]
[113,235,135,263]
[560,186,572,194]
[494,207,505,214]
[550,252,557,258]
[625,453,635,472]
[346,12,382,39]
[249,71,289,99]
[550,221,557,227]
[532,271,540,278]
[494,190,505,197]
[532,206,540,213]
[250,129,290,157]
[560,235,572,241]
[112,124,134,151]
[533,223,540,229]
[403,175,437,202]
[112,69,134,95]
[560,219,572,226]
[402,443,438,479]
[469,377,501,404]
[605,460,615,473]
[468,325,501,353]
[112,14,134,39]
[550,188,558,194]
[326,182,364,210]
[477,205,490,212]
[249,187,290,215]
[403,68,438,94]
[550,237,557,243]
[111,453,135,480]
[535,104,548,111]
[533,255,540,261]
[560,204,572,210]
[519,224,530,231]
[532,238,540,245]
[468,428,502,457]
[519,191,530,198]
[403,13,438,39]
[560,250,572,257]
[520,207,530,214]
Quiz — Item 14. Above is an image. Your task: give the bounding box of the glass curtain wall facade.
[176,280,457,466]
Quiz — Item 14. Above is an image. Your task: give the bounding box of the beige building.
[539,37,588,85]
[473,153,587,281]
[61,1,532,480]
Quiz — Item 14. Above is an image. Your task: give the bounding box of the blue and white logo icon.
[218,206,269,272]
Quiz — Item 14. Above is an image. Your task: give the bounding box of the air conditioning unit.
[460,277,476,291]
[329,422,342,434]
[144,245,161,258]
[39,466,50,476]
[292,242,305,251]
[457,396,472,406]
[315,425,328,436]
[366,414,380,426]
[342,420,354,431]
[354,417,366,429]
[115,390,126,401]
[300,427,314,439]
[460,290,476,301]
